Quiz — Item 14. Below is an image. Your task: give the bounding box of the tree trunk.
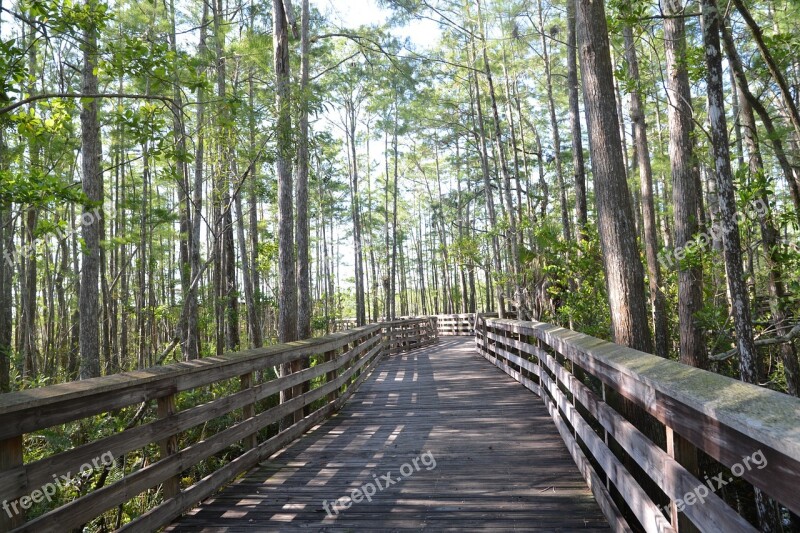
[79,4,103,379]
[390,97,399,320]
[477,0,522,317]
[701,0,759,384]
[468,38,505,318]
[623,25,668,359]
[348,99,366,325]
[567,0,587,236]
[662,0,706,369]
[576,0,653,353]
[273,0,297,344]
[538,0,571,242]
[0,200,11,393]
[186,1,208,361]
[721,24,800,397]
[168,0,192,360]
[296,0,311,340]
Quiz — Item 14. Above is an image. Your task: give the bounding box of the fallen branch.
[710,323,800,361]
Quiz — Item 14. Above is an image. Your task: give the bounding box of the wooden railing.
[0,319,438,532]
[434,313,498,336]
[476,317,800,533]
[383,316,438,354]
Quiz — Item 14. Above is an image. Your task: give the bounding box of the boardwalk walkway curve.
[168,336,609,531]
[1,314,799,532]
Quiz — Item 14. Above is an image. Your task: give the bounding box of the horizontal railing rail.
[431,313,497,336]
[0,319,438,532]
[382,316,438,353]
[476,317,800,533]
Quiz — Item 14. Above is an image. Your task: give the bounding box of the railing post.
[0,436,24,530]
[157,394,180,499]
[240,373,257,450]
[666,427,700,533]
[480,316,488,356]
[325,348,338,403]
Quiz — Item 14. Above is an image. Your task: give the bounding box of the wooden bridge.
[1,315,799,532]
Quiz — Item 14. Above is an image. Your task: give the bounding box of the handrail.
[0,319,438,532]
[382,316,438,353]
[476,317,800,533]
[432,312,497,336]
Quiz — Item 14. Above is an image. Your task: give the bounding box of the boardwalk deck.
[167,337,610,531]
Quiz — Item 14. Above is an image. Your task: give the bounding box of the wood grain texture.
[167,337,609,531]
[483,318,800,517]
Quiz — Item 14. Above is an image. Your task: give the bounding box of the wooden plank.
[0,436,23,530]
[538,370,675,533]
[239,373,257,450]
[536,348,753,533]
[14,333,385,532]
[167,337,609,531]
[487,318,800,516]
[156,394,180,499]
[0,337,371,504]
[122,340,389,532]
[0,325,382,440]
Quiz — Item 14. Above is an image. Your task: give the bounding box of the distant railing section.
[382,316,438,354]
[436,313,476,336]
[330,318,358,332]
[0,318,438,532]
[435,313,497,336]
[333,313,497,338]
[475,317,800,533]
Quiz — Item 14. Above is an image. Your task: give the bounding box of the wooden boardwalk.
[167,337,609,531]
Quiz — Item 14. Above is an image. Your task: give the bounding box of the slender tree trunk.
[477,0,522,317]
[168,0,193,360]
[213,0,239,352]
[296,0,311,339]
[186,1,208,361]
[623,25,668,359]
[390,97,399,320]
[273,0,297,345]
[0,173,11,392]
[79,3,103,379]
[348,99,366,325]
[468,36,505,318]
[538,0,571,242]
[567,0,587,236]
[20,208,39,378]
[663,0,706,369]
[0,0,9,393]
[721,25,800,397]
[701,0,759,384]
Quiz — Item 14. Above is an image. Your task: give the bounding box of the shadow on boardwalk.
[167,337,609,531]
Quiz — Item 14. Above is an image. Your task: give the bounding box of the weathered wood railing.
[476,317,800,533]
[435,313,476,336]
[433,313,498,336]
[382,316,438,353]
[0,319,438,532]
